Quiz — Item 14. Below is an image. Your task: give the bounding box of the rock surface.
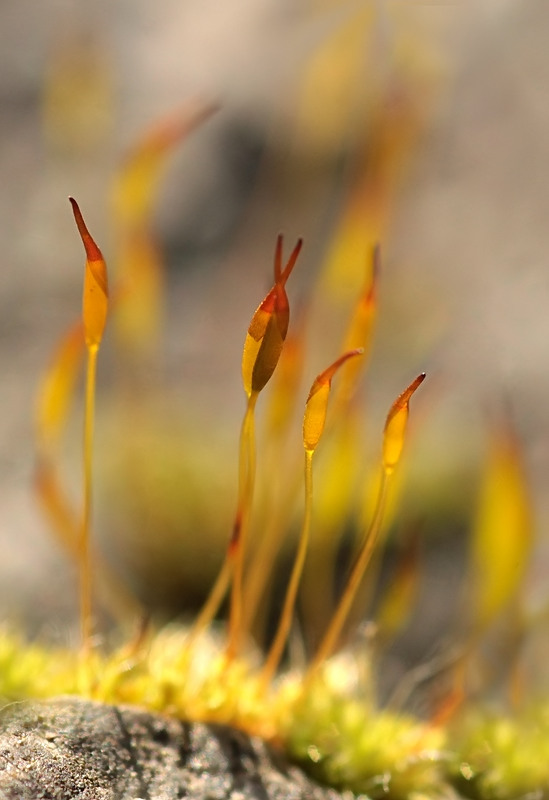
[0,697,343,800]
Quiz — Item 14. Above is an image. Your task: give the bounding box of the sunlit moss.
[282,655,448,800]
[5,623,549,799]
[0,627,449,797]
[448,706,549,800]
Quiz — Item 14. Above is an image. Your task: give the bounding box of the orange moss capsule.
[470,420,533,632]
[383,373,425,473]
[242,236,302,397]
[69,197,108,350]
[228,236,302,660]
[112,104,216,352]
[36,321,85,452]
[309,372,426,672]
[113,102,216,228]
[34,460,80,559]
[303,349,364,452]
[261,349,362,684]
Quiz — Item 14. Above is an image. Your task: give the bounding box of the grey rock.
[0,697,345,800]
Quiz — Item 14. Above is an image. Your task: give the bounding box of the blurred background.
[2,0,549,699]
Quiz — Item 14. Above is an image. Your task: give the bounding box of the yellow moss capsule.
[242,305,284,396]
[111,105,216,353]
[113,103,216,228]
[471,421,533,631]
[36,321,85,450]
[303,349,363,452]
[69,197,109,349]
[242,236,302,397]
[382,373,425,473]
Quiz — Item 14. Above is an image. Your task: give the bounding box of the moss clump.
[282,655,447,800]
[7,624,549,800]
[448,705,549,800]
[0,627,450,798]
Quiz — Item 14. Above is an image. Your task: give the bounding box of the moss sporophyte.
[3,104,548,800]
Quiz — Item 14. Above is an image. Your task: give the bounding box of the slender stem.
[227,391,257,659]
[307,469,391,678]
[241,451,301,634]
[186,556,232,648]
[80,345,98,668]
[186,391,258,658]
[261,449,314,687]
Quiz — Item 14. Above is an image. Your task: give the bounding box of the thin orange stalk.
[35,320,85,456]
[226,236,302,661]
[241,312,308,636]
[308,372,425,677]
[308,469,390,675]
[332,243,380,416]
[69,197,109,668]
[227,391,258,660]
[183,390,263,654]
[261,449,313,686]
[261,349,362,685]
[241,456,302,636]
[298,252,378,644]
[183,395,259,656]
[80,343,98,656]
[186,557,232,650]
